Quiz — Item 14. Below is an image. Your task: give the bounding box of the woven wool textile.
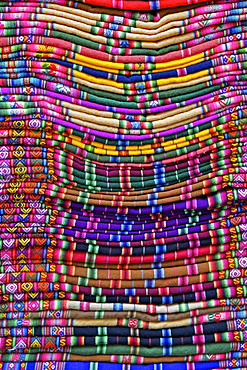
[0,0,246,369]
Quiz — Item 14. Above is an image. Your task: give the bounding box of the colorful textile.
[1,0,247,369]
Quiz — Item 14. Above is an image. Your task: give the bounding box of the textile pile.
[0,0,247,369]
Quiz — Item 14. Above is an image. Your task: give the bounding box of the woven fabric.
[0,0,246,369]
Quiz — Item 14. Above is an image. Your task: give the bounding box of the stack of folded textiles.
[0,0,247,369]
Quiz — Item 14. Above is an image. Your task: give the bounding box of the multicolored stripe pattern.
[0,0,247,369]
